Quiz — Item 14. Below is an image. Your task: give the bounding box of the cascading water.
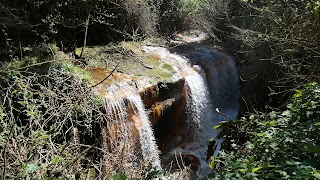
[99,33,239,178]
[186,48,240,119]
[163,53,219,177]
[127,95,162,170]
[185,65,213,133]
[142,36,240,177]
[104,98,129,141]
[103,95,162,170]
[169,36,240,176]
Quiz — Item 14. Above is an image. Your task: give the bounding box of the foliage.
[192,0,320,110]
[0,46,106,178]
[158,0,210,33]
[0,0,216,49]
[208,82,320,179]
[207,0,320,85]
[0,0,164,52]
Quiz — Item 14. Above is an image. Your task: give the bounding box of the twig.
[79,14,90,59]
[136,58,153,69]
[3,124,15,180]
[48,43,56,61]
[18,59,60,70]
[0,3,31,28]
[69,144,95,167]
[89,62,119,89]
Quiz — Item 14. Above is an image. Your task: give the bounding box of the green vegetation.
[207,0,320,88]
[209,83,320,179]
[59,60,92,82]
[75,43,175,85]
[0,46,105,178]
[162,63,174,72]
[201,1,320,178]
[1,0,320,179]
[0,42,176,179]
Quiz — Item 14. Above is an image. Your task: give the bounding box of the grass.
[59,60,92,83]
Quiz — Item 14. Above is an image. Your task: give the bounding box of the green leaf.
[308,146,320,155]
[112,174,127,180]
[51,155,60,165]
[21,162,27,169]
[239,168,248,173]
[26,164,39,173]
[209,157,217,169]
[275,170,288,178]
[40,134,49,140]
[252,166,262,173]
[213,123,222,129]
[281,110,291,117]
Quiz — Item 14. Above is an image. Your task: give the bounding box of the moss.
[74,48,82,57]
[72,43,176,86]
[119,41,142,54]
[162,63,174,72]
[49,43,59,53]
[146,57,160,66]
[59,60,92,83]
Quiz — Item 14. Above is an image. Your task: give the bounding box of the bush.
[209,82,320,179]
[0,0,162,50]
[202,0,320,83]
[0,47,106,178]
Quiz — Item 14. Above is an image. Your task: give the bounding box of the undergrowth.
[209,82,320,179]
[0,46,105,178]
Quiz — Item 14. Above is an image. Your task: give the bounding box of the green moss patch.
[74,42,175,86]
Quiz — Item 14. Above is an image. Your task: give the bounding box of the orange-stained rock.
[146,54,161,61]
[89,68,112,86]
[139,86,159,108]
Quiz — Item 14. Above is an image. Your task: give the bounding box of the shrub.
[0,48,106,178]
[208,82,320,179]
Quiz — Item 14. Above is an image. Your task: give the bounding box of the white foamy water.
[143,42,240,177]
[104,98,129,140]
[104,98,127,121]
[185,65,212,132]
[103,95,161,170]
[127,95,162,170]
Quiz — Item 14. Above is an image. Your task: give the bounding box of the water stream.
[104,95,162,170]
[102,34,240,178]
[127,95,162,170]
[143,36,240,177]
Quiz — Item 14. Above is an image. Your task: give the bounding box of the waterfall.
[127,95,162,170]
[142,42,240,177]
[103,95,161,170]
[164,55,218,177]
[170,45,240,176]
[104,98,129,141]
[101,37,239,177]
[196,49,240,120]
[185,65,212,133]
